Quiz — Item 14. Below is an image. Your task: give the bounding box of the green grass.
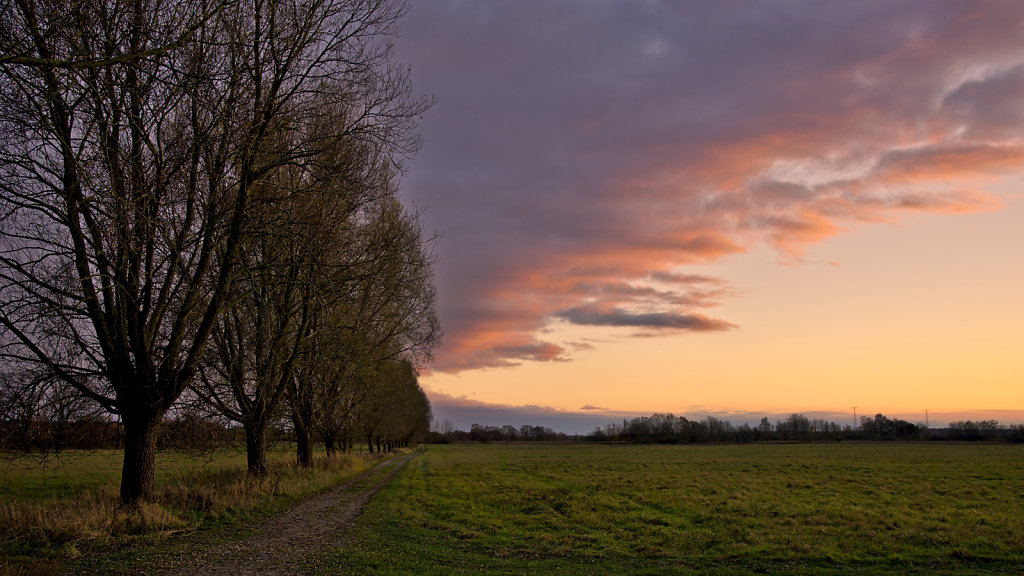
[327,443,1024,575]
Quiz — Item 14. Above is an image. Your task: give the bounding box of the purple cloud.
[554,306,736,332]
[395,1,1024,372]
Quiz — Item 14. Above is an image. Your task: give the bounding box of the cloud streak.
[395,1,1024,373]
[554,306,736,332]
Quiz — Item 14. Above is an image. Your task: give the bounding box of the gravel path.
[151,452,416,576]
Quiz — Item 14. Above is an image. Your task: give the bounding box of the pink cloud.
[397,2,1024,374]
[873,144,1024,185]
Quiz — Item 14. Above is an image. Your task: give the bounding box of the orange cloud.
[402,2,1024,375]
[873,144,1024,184]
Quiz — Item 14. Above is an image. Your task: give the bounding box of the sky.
[391,1,1024,434]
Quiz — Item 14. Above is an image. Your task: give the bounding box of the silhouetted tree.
[0,0,426,504]
[948,420,1003,441]
[776,414,812,441]
[859,414,918,440]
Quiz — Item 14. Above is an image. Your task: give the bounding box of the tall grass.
[1,446,377,564]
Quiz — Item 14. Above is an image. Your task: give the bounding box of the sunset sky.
[392,1,1024,433]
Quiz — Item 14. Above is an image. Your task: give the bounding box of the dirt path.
[152,452,417,576]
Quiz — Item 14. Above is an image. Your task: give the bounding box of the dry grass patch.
[1,446,377,569]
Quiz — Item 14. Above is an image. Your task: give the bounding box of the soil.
[148,451,416,576]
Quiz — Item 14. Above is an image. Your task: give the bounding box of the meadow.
[1,445,378,573]
[329,443,1024,575]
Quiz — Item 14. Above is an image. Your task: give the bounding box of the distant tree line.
[424,413,1024,445]
[428,421,570,443]
[587,413,1024,443]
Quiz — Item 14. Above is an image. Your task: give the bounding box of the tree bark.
[120,408,163,506]
[291,404,313,468]
[244,421,268,476]
[295,426,313,467]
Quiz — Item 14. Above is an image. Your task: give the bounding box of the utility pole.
[925,409,929,428]
[852,406,858,428]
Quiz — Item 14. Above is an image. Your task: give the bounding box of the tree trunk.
[120,409,162,506]
[244,421,268,476]
[295,427,313,467]
[323,434,336,457]
[291,403,313,468]
[290,392,314,468]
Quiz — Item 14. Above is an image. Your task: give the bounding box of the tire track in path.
[152,452,417,576]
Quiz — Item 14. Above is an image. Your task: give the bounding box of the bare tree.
[0,0,425,505]
[193,128,392,474]
[289,191,441,465]
[0,368,104,453]
[193,204,313,474]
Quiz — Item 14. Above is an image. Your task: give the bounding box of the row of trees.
[424,414,1024,445]
[457,423,568,443]
[1,381,434,455]
[0,0,439,504]
[587,413,1024,443]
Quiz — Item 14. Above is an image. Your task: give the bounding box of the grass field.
[1,447,283,503]
[328,443,1024,575]
[1,445,378,572]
